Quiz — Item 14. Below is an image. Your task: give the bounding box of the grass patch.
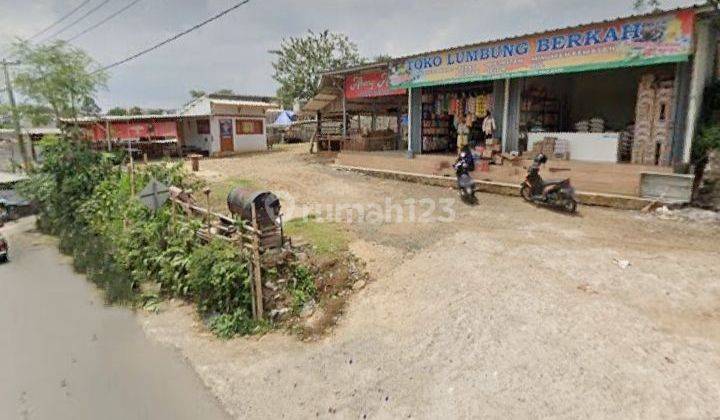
[205,177,256,213]
[284,216,349,256]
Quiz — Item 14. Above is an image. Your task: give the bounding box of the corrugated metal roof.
[302,92,339,113]
[0,127,61,135]
[320,4,710,79]
[321,61,390,77]
[62,115,181,123]
[210,99,275,107]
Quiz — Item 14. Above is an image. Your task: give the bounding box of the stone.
[300,299,316,318]
[695,149,720,211]
[352,280,366,291]
[614,258,631,270]
[264,281,278,291]
[269,307,290,320]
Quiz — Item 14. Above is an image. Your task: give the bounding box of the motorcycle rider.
[528,153,552,200]
[457,144,475,171]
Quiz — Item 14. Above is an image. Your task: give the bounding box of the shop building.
[311,6,719,199]
[180,94,278,155]
[391,7,713,164]
[303,62,407,151]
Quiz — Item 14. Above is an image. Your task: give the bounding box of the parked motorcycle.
[454,147,477,205]
[520,154,578,213]
[0,233,8,263]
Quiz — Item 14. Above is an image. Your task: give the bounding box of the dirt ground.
[140,144,720,419]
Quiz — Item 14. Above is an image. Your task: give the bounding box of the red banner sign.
[91,120,178,141]
[344,70,405,99]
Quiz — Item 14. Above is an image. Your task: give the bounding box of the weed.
[209,310,253,339]
[290,265,317,314]
[284,216,349,256]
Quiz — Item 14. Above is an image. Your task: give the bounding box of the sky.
[0,0,701,111]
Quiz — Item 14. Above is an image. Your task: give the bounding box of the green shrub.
[21,136,258,336]
[186,240,252,316]
[209,309,255,339]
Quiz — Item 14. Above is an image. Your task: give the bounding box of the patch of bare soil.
[140,145,720,418]
[261,245,369,340]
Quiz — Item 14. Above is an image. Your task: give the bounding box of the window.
[196,119,210,134]
[235,119,263,135]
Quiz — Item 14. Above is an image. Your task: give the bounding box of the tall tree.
[0,103,54,126]
[106,107,128,116]
[213,89,235,96]
[633,0,661,11]
[11,40,107,125]
[189,89,206,99]
[270,30,364,108]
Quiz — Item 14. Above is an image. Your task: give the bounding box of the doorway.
[218,119,234,152]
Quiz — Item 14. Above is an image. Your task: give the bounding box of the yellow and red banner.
[389,9,695,88]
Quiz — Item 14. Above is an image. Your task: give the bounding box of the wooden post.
[128,139,135,197]
[203,187,211,230]
[105,120,112,152]
[251,204,264,320]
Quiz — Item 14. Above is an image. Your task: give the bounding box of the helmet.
[534,153,548,165]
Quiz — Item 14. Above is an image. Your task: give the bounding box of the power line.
[0,0,91,60]
[28,0,93,42]
[94,0,252,74]
[65,0,142,43]
[39,0,114,43]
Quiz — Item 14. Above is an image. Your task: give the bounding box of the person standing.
[482,110,496,141]
[456,114,470,152]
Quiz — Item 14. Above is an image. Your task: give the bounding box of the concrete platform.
[336,150,673,197]
[333,164,659,211]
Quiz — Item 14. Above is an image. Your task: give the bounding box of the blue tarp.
[273,110,296,126]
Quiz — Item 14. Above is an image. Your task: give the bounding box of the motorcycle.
[0,234,7,263]
[520,154,578,213]
[454,148,478,205]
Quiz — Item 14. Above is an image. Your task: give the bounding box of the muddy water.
[0,218,231,420]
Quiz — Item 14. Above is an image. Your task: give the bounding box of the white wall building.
[180,94,276,156]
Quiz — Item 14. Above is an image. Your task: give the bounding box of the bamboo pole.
[251,203,264,320]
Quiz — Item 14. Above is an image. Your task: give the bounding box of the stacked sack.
[632,74,657,164]
[632,74,676,166]
[574,120,590,133]
[589,118,605,133]
[654,80,675,167]
[617,125,634,162]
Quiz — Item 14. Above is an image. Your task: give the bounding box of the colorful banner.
[345,70,406,99]
[389,9,694,89]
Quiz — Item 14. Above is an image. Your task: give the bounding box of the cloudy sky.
[0,0,700,110]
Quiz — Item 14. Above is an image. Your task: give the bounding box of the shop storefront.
[303,63,407,152]
[387,7,714,168]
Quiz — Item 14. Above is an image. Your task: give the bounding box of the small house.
[180,94,278,156]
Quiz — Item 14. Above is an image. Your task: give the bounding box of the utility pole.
[2,59,31,171]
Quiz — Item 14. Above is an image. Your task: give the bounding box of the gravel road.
[32,144,718,419]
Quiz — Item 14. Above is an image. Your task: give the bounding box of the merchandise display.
[421,87,494,153]
[521,86,560,132]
